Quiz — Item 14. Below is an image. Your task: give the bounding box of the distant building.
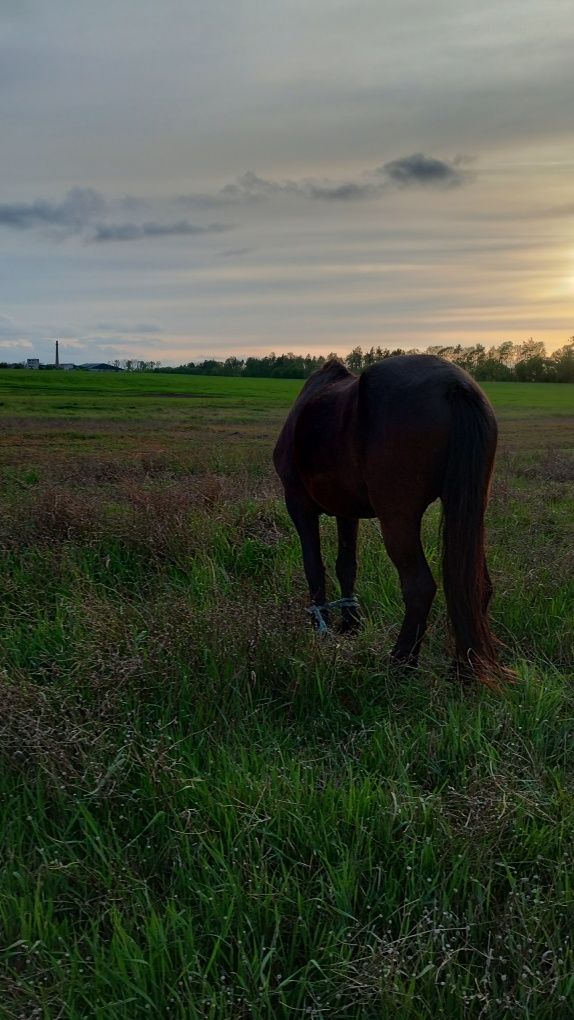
[79,362,122,372]
[26,358,40,369]
[60,363,76,371]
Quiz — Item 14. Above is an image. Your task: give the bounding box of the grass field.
[0,370,573,1019]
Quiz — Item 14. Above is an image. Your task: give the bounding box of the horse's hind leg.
[380,515,436,667]
[482,558,493,613]
[285,491,328,627]
[336,516,361,632]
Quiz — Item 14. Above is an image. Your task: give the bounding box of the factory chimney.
[55,340,60,368]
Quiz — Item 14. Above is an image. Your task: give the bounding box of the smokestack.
[55,340,60,368]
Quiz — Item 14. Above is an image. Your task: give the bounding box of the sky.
[1,0,573,366]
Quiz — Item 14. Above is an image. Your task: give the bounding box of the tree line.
[157,338,574,383]
[4,338,573,381]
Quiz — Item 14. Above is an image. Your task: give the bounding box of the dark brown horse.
[274,354,510,687]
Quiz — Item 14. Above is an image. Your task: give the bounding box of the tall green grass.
[0,380,572,1018]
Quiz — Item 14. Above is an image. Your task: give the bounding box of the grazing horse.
[274,355,510,687]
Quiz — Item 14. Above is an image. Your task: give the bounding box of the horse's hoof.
[339,614,361,635]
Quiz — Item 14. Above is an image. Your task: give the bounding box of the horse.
[273,354,511,688]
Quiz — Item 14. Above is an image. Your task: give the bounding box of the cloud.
[218,172,281,201]
[0,187,106,232]
[304,181,376,201]
[378,153,468,188]
[1,339,33,350]
[215,170,376,202]
[90,220,230,242]
[0,154,468,248]
[180,155,471,206]
[0,188,232,243]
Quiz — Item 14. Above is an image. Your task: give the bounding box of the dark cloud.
[378,153,468,187]
[217,170,374,202]
[305,181,376,201]
[0,187,106,231]
[0,187,231,242]
[218,172,280,201]
[180,156,470,206]
[0,154,468,249]
[91,220,230,242]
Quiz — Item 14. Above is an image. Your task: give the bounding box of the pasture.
[0,370,573,1019]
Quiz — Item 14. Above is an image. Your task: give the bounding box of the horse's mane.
[318,358,352,380]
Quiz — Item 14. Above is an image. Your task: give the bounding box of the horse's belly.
[305,473,375,518]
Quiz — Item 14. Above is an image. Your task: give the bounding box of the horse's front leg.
[336,516,361,632]
[285,492,328,631]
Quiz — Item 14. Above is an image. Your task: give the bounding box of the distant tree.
[427,345,456,362]
[223,356,244,376]
[518,338,546,362]
[458,345,486,375]
[474,356,513,382]
[345,346,364,372]
[493,341,521,368]
[375,345,391,360]
[271,353,307,378]
[514,356,555,382]
[244,354,278,377]
[552,339,574,383]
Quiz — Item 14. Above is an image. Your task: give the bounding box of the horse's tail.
[441,383,512,688]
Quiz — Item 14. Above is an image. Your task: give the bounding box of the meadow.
[0,370,573,1019]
